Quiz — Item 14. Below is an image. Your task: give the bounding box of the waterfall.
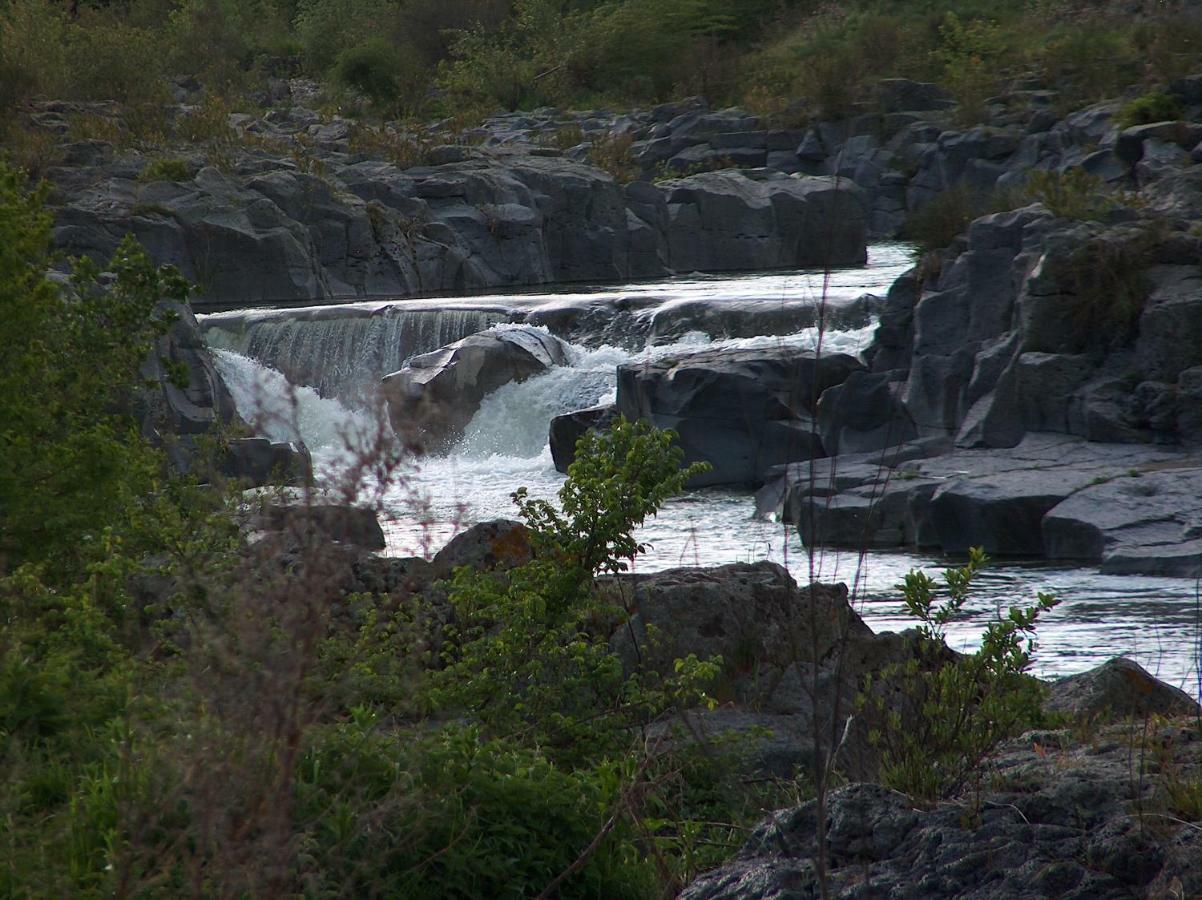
[455,320,881,459]
[212,349,387,468]
[202,305,515,399]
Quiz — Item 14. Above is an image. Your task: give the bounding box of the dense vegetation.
[3,0,1202,146]
[0,163,769,893]
[0,158,1063,894]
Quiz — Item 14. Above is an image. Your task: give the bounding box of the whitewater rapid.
[210,251,1202,698]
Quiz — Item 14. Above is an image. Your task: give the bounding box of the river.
[204,244,1202,699]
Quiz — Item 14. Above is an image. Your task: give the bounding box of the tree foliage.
[0,164,187,578]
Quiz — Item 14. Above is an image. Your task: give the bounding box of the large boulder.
[602,562,923,778]
[382,326,569,453]
[430,519,533,577]
[1044,657,1200,721]
[616,347,862,486]
[658,170,867,272]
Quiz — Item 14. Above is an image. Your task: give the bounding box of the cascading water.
[204,305,513,399]
[210,248,1202,698]
[212,349,382,471]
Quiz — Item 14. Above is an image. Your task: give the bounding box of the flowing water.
[207,246,1202,699]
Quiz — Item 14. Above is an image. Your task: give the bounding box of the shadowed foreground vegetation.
[0,160,1069,895]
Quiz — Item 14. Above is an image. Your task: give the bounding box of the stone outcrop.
[682,728,1202,899]
[683,655,1201,900]
[39,99,869,313]
[381,326,569,453]
[139,298,310,485]
[616,347,862,487]
[757,433,1202,575]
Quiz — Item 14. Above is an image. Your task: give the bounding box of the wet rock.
[616,347,862,487]
[1044,657,1201,720]
[548,403,617,473]
[381,326,569,453]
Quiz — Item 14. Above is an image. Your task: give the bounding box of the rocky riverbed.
[24,68,1202,897]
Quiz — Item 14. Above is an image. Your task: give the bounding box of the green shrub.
[860,549,1059,803]
[332,37,428,115]
[587,132,640,183]
[64,14,170,107]
[1117,90,1185,129]
[434,419,715,761]
[0,166,186,575]
[1025,168,1115,221]
[138,157,193,183]
[1037,23,1140,107]
[347,122,433,169]
[902,183,1026,254]
[297,719,657,898]
[933,12,1007,125]
[1055,229,1161,351]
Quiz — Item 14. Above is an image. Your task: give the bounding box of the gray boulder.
[382,326,569,453]
[603,562,925,779]
[659,171,867,272]
[430,519,533,578]
[549,403,617,473]
[616,347,862,486]
[1045,657,1200,720]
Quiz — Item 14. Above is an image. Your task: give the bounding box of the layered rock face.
[40,103,868,312]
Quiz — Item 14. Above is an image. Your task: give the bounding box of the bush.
[0,165,186,575]
[902,183,1025,254]
[1117,90,1185,128]
[1055,228,1161,351]
[587,132,640,183]
[860,549,1059,802]
[332,38,428,115]
[138,157,193,183]
[1025,168,1115,221]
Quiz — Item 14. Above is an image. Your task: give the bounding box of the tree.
[0,163,187,578]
